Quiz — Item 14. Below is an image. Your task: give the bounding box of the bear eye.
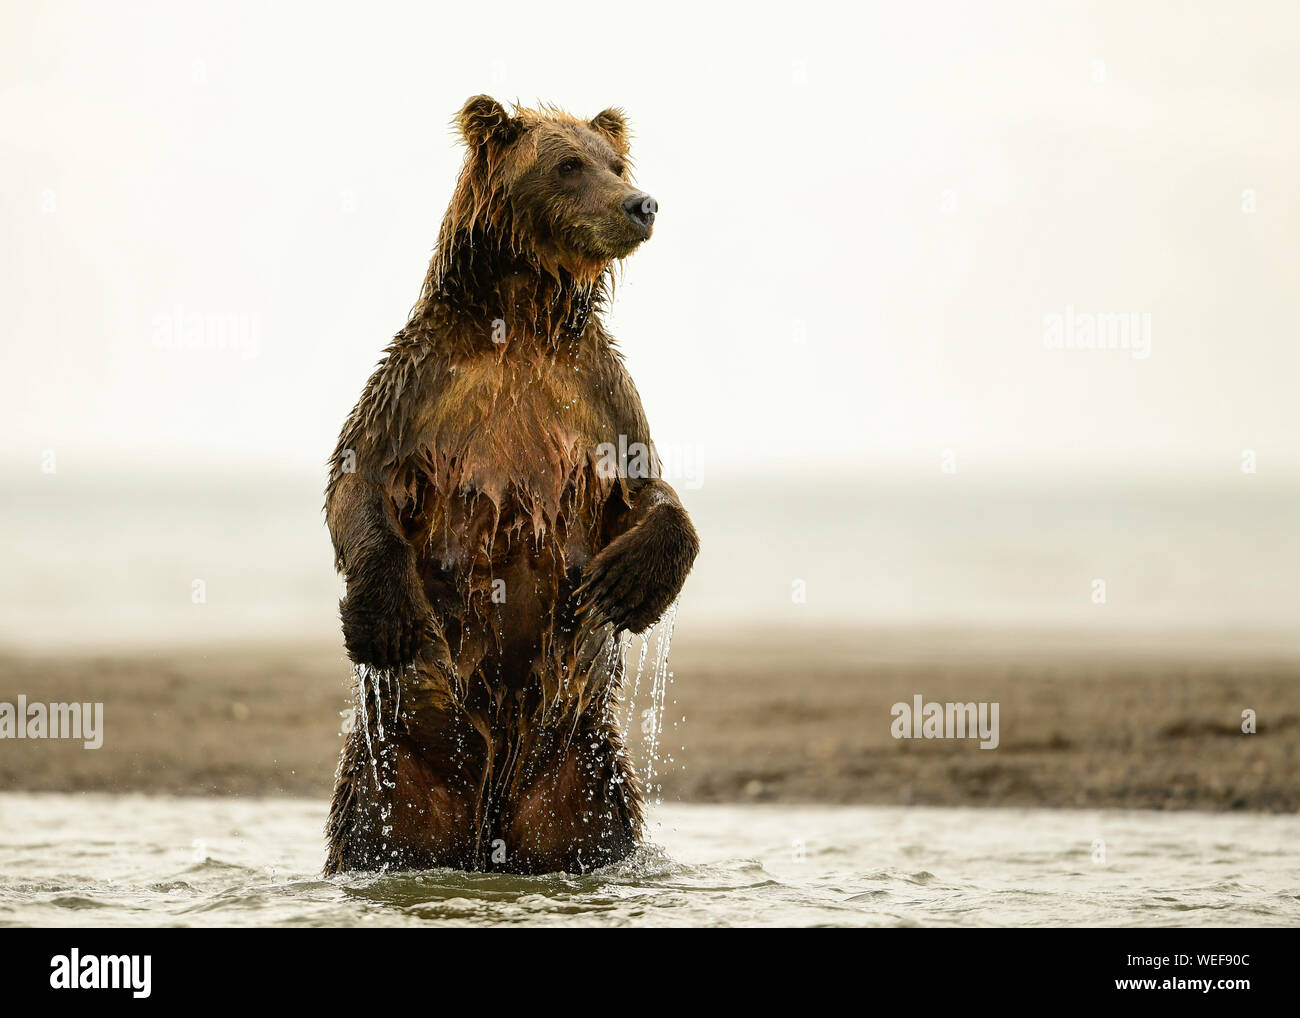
[557,158,583,177]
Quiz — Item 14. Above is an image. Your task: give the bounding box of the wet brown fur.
[322,97,698,875]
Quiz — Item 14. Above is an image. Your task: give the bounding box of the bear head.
[437,95,656,290]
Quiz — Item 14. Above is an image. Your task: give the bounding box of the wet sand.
[0,627,1296,810]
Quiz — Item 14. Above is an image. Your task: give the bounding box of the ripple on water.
[1,797,1298,927]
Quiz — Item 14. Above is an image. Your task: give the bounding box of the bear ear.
[457,95,522,147]
[588,107,629,150]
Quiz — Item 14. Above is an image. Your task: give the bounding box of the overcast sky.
[3,1,1298,484]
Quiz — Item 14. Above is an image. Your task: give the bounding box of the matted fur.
[322,96,697,875]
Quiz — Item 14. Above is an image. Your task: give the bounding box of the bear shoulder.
[586,326,653,449]
[327,327,450,490]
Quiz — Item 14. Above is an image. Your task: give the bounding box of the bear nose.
[622,192,657,232]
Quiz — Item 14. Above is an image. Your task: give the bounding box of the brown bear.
[322,96,698,876]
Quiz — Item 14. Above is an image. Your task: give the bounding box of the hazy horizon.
[3,466,1296,651]
[3,2,1298,651]
[4,1,1300,480]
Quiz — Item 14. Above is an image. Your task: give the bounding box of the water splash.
[352,663,405,872]
[354,663,378,784]
[616,601,679,803]
[622,633,650,733]
[371,667,385,743]
[641,601,678,794]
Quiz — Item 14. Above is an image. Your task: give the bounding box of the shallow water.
[0,794,1296,927]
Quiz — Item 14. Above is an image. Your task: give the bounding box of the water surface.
[1,794,1296,927]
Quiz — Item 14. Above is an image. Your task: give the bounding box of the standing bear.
[323,96,698,875]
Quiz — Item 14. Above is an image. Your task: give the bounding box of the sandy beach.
[1,626,1294,811]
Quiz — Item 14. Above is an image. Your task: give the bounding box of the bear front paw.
[573,508,698,636]
[340,590,431,669]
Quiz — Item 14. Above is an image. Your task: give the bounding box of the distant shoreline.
[0,628,1296,812]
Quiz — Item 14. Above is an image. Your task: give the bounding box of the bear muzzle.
[621,192,657,239]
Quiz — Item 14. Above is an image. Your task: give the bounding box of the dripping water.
[352,662,405,870]
[617,601,679,802]
[622,634,650,733]
[354,662,377,784]
[642,601,678,794]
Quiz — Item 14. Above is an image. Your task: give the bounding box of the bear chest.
[424,354,613,507]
